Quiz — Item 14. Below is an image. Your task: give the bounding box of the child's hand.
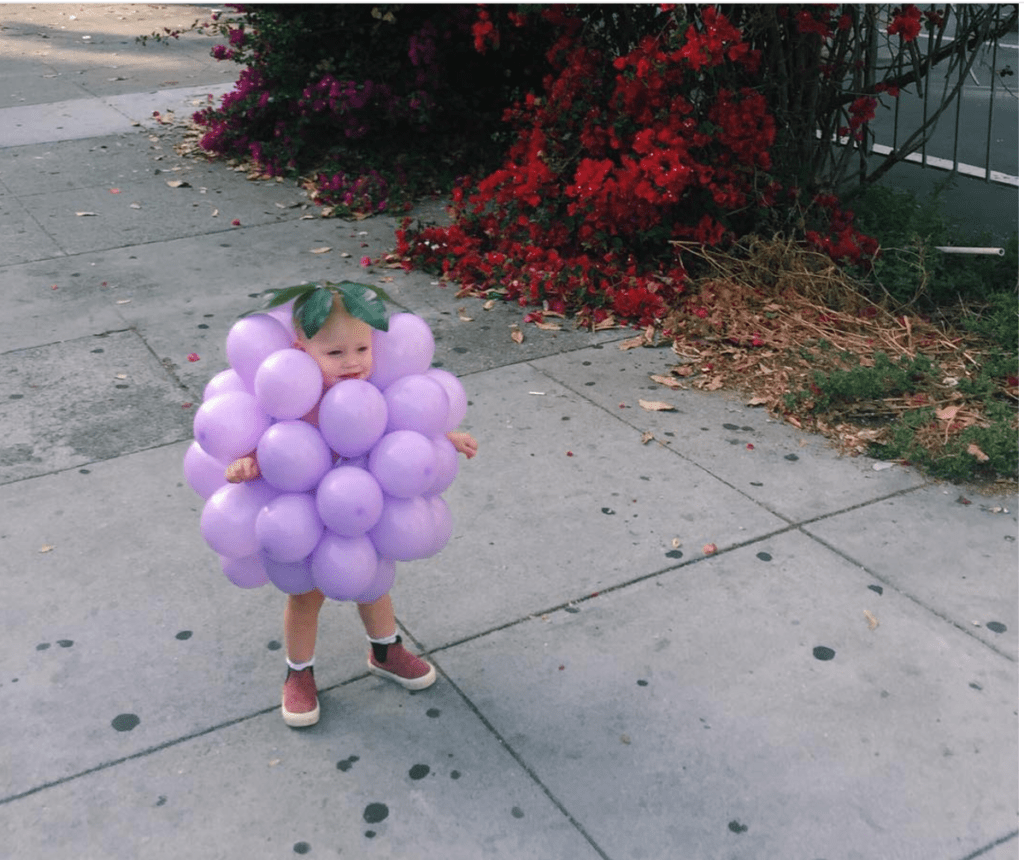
[225,455,260,483]
[446,432,478,460]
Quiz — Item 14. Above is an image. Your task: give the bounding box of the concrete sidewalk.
[0,6,1017,859]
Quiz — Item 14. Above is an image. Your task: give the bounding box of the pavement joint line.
[800,527,1018,663]
[425,659,615,860]
[0,327,135,358]
[956,830,1019,860]
[0,702,279,808]
[411,522,804,658]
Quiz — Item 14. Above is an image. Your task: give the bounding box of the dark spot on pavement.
[111,713,140,732]
[293,842,311,854]
[409,764,430,780]
[784,453,799,461]
[601,507,615,515]
[426,708,441,718]
[155,796,167,807]
[564,605,580,614]
[813,646,836,661]
[57,639,73,648]
[756,552,772,561]
[728,820,748,834]
[722,423,739,430]
[868,585,883,595]
[511,806,525,819]
[637,679,648,686]
[337,756,359,772]
[36,642,50,651]
[267,640,282,651]
[363,803,388,824]
[665,549,683,559]
[450,770,461,779]
[987,621,1007,633]
[175,630,193,640]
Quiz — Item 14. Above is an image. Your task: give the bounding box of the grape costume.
[184,282,467,601]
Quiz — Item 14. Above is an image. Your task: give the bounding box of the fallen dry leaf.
[75,211,97,217]
[639,399,675,412]
[594,316,618,331]
[671,538,681,549]
[483,299,496,311]
[702,543,718,555]
[309,247,332,255]
[650,374,683,390]
[640,432,655,445]
[39,545,54,553]
[863,609,879,630]
[457,307,474,322]
[534,321,562,331]
[165,180,191,188]
[510,324,524,344]
[935,405,960,422]
[966,443,990,463]
[618,334,646,351]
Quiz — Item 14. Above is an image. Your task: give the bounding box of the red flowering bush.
[398,6,781,326]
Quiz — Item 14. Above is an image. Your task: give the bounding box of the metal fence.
[868,10,1019,187]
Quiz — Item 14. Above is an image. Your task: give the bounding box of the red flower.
[887,5,921,42]
[187,353,200,362]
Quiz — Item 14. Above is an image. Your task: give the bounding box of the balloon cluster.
[183,310,467,602]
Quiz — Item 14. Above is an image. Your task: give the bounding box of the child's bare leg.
[284,589,326,664]
[357,593,396,639]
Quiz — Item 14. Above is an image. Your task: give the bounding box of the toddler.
[226,294,477,727]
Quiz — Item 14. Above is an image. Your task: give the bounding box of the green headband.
[257,281,390,338]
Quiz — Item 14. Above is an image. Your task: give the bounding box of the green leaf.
[336,281,390,332]
[298,288,334,339]
[263,283,318,308]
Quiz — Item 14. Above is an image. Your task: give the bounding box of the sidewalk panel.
[1,675,602,860]
[439,530,1018,860]
[394,361,789,650]
[532,347,926,521]
[804,485,1019,660]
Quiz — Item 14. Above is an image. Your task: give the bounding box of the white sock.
[287,657,315,671]
[367,631,399,646]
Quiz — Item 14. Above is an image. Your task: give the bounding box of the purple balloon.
[384,374,449,436]
[220,553,270,589]
[204,368,250,400]
[368,495,436,561]
[354,557,397,604]
[368,313,435,390]
[316,466,384,537]
[194,391,271,463]
[183,440,229,499]
[426,495,453,556]
[255,349,323,420]
[425,368,468,431]
[261,553,316,595]
[310,532,378,601]
[255,493,325,563]
[226,314,294,387]
[265,298,298,339]
[256,420,333,493]
[318,379,388,457]
[426,435,459,496]
[369,430,438,499]
[200,479,278,559]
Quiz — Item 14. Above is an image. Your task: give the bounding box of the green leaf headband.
[257,281,390,338]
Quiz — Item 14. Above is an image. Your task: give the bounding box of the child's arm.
[225,454,260,483]
[446,431,478,460]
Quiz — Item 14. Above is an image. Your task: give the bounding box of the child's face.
[296,309,374,388]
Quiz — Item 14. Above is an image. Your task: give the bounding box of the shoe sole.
[367,660,437,691]
[282,700,320,727]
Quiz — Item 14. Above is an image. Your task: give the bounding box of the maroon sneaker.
[281,667,320,727]
[368,636,436,690]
